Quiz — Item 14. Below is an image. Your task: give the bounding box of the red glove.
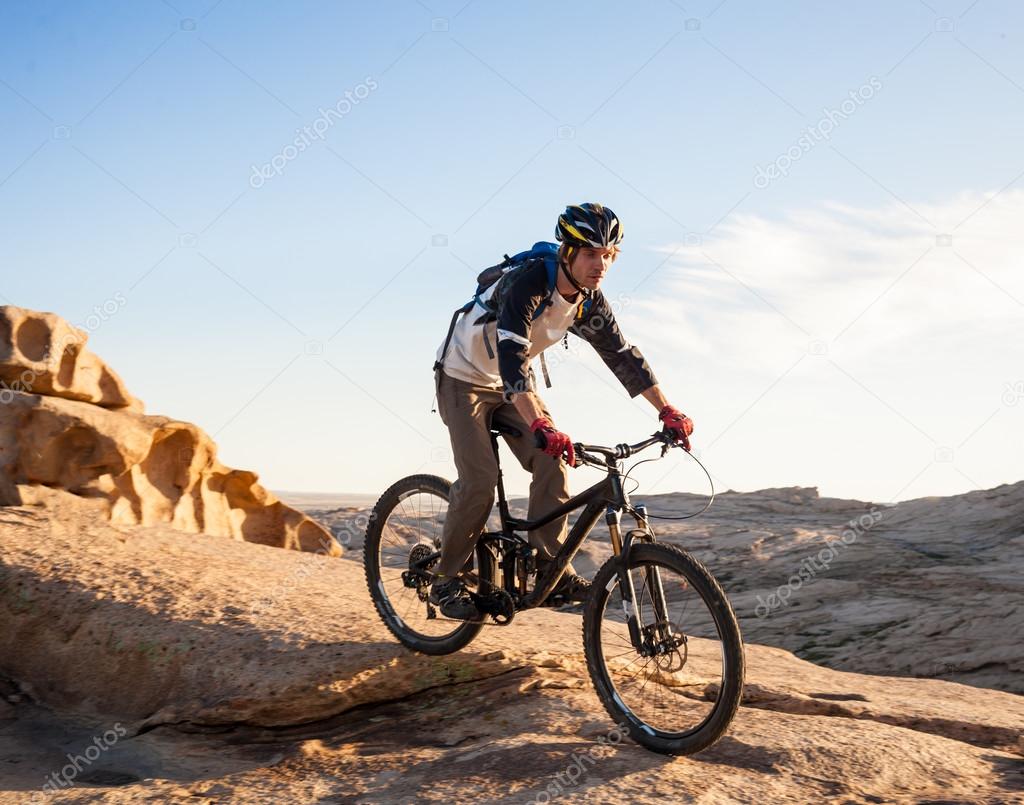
[530,417,577,468]
[659,405,694,451]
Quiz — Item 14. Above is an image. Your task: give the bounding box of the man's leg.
[435,372,503,578]
[493,403,571,564]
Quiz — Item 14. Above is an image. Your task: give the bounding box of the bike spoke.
[596,557,727,737]
[373,489,470,639]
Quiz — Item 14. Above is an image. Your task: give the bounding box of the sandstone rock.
[302,481,1024,694]
[0,305,338,556]
[0,507,1021,802]
[554,482,1024,694]
[0,391,338,555]
[0,305,140,410]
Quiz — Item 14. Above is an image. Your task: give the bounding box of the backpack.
[433,241,593,389]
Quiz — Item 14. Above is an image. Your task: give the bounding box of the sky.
[1,0,1021,504]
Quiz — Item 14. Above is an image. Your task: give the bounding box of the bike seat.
[489,418,523,438]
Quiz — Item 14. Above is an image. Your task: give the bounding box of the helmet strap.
[559,246,592,299]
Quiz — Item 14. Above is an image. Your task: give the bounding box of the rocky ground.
[297,480,1024,694]
[1,489,1022,803]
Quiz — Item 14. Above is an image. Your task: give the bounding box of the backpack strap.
[532,245,561,389]
[433,299,474,372]
[530,247,560,322]
[538,351,552,388]
[481,319,496,360]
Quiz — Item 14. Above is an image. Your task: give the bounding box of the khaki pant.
[434,369,570,578]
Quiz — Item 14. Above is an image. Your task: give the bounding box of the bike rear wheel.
[364,474,493,655]
[583,542,744,755]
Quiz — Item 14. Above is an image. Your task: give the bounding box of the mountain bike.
[363,419,744,755]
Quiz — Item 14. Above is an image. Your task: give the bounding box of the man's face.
[571,246,616,290]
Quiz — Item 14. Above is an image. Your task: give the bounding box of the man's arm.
[573,293,693,447]
[511,389,549,428]
[496,261,549,403]
[495,262,575,458]
[569,289,658,398]
[640,383,670,412]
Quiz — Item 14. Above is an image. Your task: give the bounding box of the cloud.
[629,190,1024,374]
[596,189,1024,502]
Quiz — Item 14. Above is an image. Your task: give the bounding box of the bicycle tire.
[583,542,744,755]
[364,474,493,655]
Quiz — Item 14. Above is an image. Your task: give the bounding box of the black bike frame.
[485,429,638,609]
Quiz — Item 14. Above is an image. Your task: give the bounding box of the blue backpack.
[434,242,593,387]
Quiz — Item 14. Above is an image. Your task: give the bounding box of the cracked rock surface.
[1,498,1022,803]
[307,481,1024,694]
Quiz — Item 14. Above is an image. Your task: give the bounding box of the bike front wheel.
[583,542,744,755]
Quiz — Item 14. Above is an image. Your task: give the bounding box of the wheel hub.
[402,543,436,597]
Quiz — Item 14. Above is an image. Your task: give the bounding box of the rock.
[0,306,338,556]
[566,481,1024,694]
[0,392,337,555]
[0,506,1021,802]
[0,305,140,410]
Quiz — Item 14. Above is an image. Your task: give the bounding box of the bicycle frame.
[482,429,653,619]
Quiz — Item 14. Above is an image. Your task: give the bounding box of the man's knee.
[532,455,568,488]
[452,473,498,510]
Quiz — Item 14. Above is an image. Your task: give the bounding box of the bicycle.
[363,418,744,755]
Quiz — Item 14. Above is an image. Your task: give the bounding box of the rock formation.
[0,305,339,556]
[0,305,140,410]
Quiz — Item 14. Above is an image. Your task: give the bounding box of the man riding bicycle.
[430,202,694,620]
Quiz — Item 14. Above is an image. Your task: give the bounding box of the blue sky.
[1,0,1021,503]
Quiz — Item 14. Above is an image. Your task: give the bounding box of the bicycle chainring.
[471,587,516,625]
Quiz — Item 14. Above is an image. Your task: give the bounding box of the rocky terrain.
[1,495,1022,803]
[302,479,1024,694]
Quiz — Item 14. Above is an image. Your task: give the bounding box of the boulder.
[0,305,140,410]
[0,306,339,556]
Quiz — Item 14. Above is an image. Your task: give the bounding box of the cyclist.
[430,202,694,619]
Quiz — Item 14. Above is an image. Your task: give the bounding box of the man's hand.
[658,404,694,451]
[530,417,577,468]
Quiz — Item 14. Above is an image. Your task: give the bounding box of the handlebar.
[535,428,679,467]
[573,430,675,466]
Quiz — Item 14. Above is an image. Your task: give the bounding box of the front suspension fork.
[608,505,673,655]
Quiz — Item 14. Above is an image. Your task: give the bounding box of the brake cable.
[622,444,716,521]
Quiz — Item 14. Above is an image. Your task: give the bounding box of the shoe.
[550,572,592,603]
[429,576,481,621]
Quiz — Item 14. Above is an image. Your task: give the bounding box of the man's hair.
[558,242,621,267]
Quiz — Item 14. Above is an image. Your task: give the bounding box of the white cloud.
[604,190,1024,502]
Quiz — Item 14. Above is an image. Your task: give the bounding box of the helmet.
[555,202,624,249]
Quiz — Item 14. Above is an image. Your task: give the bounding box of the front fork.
[608,505,673,656]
